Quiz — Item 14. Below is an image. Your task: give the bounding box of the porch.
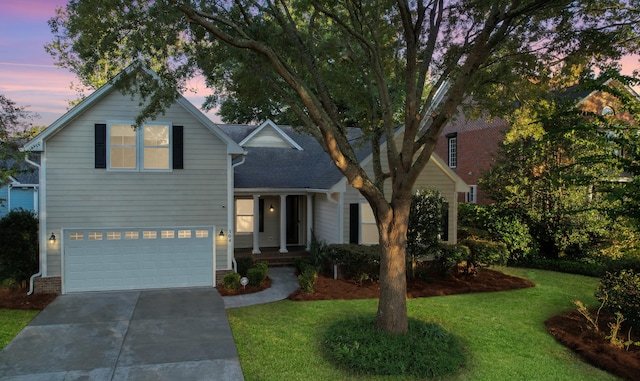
[235,246,310,267]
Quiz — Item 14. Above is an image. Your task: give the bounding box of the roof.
[221,123,467,192]
[22,64,244,155]
[220,124,372,190]
[1,157,38,185]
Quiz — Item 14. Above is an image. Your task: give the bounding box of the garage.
[63,226,215,293]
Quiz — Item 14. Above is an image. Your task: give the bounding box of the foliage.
[309,230,331,276]
[514,257,606,277]
[223,272,241,290]
[235,257,255,277]
[407,188,446,257]
[48,0,640,332]
[459,239,509,274]
[0,95,38,190]
[246,261,269,287]
[481,72,640,260]
[596,270,640,330]
[434,243,471,276]
[0,209,38,284]
[322,315,465,378]
[298,265,318,294]
[329,244,380,282]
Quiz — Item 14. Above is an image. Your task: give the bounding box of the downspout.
[24,157,42,295]
[229,153,247,272]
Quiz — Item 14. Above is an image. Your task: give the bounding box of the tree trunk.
[375,196,411,334]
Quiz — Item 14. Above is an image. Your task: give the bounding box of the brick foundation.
[216,270,233,285]
[33,276,62,295]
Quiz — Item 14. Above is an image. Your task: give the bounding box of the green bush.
[309,230,332,276]
[329,244,380,281]
[298,266,318,293]
[247,265,268,287]
[596,270,640,330]
[322,315,466,378]
[223,272,241,290]
[407,188,446,258]
[513,257,605,277]
[435,243,471,275]
[235,256,255,276]
[457,238,508,274]
[0,209,38,284]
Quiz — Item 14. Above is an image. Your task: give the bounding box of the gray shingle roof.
[219,124,373,190]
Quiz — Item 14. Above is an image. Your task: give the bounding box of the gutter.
[24,157,41,295]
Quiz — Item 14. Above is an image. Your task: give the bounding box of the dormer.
[239,120,303,150]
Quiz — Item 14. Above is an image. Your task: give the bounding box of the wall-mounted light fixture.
[49,232,56,243]
[269,204,274,212]
[219,229,225,237]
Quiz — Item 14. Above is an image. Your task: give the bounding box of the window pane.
[236,216,254,233]
[236,199,254,215]
[144,125,169,146]
[143,125,170,169]
[144,148,169,169]
[111,124,136,145]
[111,147,137,169]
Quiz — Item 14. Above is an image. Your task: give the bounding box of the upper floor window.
[108,123,171,171]
[446,132,457,168]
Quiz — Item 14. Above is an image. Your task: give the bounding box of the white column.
[306,194,313,250]
[252,195,261,254]
[279,194,288,253]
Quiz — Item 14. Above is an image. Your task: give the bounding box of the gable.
[239,120,303,150]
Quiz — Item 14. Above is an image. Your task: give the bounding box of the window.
[236,199,254,233]
[466,185,477,204]
[446,133,457,168]
[361,203,378,245]
[108,122,171,171]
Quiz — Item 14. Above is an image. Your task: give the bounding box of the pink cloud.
[3,0,65,20]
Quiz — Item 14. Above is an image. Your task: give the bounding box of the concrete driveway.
[0,288,244,381]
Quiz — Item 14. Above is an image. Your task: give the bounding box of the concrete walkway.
[0,267,299,381]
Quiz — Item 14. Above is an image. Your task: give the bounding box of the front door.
[286,195,301,245]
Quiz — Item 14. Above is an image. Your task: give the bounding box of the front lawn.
[227,267,618,381]
[0,309,38,349]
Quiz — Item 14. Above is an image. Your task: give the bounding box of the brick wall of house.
[34,276,62,295]
[435,122,508,204]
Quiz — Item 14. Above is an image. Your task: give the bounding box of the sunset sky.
[1,0,639,127]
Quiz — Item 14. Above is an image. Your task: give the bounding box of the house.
[435,79,640,204]
[24,67,467,295]
[0,160,39,218]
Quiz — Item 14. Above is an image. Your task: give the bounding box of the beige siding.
[44,90,231,276]
[243,127,291,148]
[343,130,459,245]
[314,193,340,244]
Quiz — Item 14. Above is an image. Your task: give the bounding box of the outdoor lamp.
[49,232,56,243]
[219,229,225,237]
[269,204,274,212]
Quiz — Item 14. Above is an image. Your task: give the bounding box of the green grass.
[0,309,38,349]
[227,267,619,381]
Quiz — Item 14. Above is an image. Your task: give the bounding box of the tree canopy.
[47,0,640,333]
[0,95,39,188]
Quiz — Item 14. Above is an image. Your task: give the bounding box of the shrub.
[247,267,267,287]
[235,256,255,276]
[407,188,446,258]
[294,257,313,273]
[513,257,605,277]
[322,315,466,378]
[458,238,508,274]
[596,270,640,330]
[223,272,241,290]
[0,209,38,284]
[435,243,471,275]
[309,230,332,276]
[298,266,318,293]
[329,244,380,281]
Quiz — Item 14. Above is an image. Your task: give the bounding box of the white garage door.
[63,226,215,293]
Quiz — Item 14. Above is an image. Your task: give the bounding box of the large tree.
[47,0,639,333]
[0,95,38,188]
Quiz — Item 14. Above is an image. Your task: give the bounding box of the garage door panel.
[63,227,215,293]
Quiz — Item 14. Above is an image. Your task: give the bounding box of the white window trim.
[107,121,173,172]
[448,136,457,168]
[466,185,477,204]
[235,198,254,234]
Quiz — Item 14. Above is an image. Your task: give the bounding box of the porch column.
[306,194,313,250]
[252,195,261,254]
[279,194,288,253]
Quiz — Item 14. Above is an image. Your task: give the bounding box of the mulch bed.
[0,288,57,310]
[215,277,272,296]
[546,310,640,381]
[288,268,535,301]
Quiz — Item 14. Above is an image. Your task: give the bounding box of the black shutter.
[349,203,359,244]
[95,124,107,169]
[173,126,184,169]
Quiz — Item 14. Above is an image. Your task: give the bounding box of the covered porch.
[233,192,314,255]
[234,246,310,267]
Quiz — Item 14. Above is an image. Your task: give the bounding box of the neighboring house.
[24,66,467,295]
[435,79,640,204]
[0,160,39,218]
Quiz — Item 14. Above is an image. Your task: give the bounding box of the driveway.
[0,288,244,381]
